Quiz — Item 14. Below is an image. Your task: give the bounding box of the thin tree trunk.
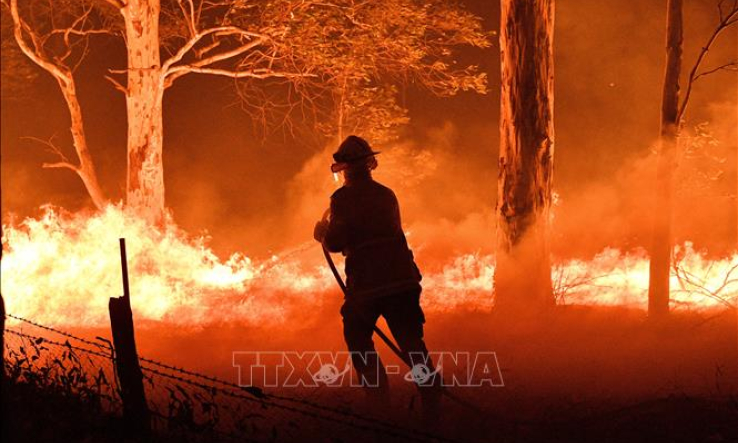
[123,0,165,225]
[649,0,683,317]
[58,81,108,209]
[8,0,107,210]
[336,74,348,142]
[495,0,555,310]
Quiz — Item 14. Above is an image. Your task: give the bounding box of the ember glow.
[2,206,735,327]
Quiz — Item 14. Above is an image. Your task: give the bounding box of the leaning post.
[109,238,151,438]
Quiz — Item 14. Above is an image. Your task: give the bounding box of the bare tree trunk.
[58,81,108,209]
[495,0,555,310]
[123,0,165,225]
[649,0,683,317]
[336,74,348,142]
[8,0,107,210]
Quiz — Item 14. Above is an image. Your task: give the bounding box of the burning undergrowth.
[1,205,331,327]
[2,205,736,328]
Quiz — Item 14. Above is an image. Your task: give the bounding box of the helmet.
[331,135,380,173]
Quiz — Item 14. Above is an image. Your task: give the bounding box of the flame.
[421,247,737,312]
[2,206,736,327]
[1,205,331,326]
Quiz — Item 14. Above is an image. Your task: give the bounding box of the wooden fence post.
[109,238,151,438]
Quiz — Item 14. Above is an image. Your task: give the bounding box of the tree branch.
[104,74,127,93]
[677,0,738,121]
[161,26,269,75]
[167,66,313,80]
[21,135,81,173]
[21,134,69,160]
[191,37,267,69]
[103,0,125,9]
[8,0,107,208]
[42,161,81,173]
[693,60,738,81]
[176,0,197,38]
[8,0,72,87]
[163,36,270,87]
[50,28,114,38]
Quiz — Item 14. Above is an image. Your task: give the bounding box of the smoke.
[279,122,497,270]
[1,0,736,274]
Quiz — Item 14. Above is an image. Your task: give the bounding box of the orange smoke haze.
[1,0,737,327]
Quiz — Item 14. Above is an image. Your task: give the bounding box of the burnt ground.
[3,378,737,443]
[5,305,738,442]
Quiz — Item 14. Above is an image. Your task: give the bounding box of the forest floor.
[5,304,738,442]
[3,378,736,443]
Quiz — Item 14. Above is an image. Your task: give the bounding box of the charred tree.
[495,0,555,310]
[649,0,683,317]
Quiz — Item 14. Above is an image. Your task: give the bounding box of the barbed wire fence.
[3,312,462,443]
[3,327,122,415]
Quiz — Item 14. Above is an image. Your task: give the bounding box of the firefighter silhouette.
[314,135,442,424]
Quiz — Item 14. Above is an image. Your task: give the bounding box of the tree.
[494,0,556,310]
[323,82,410,145]
[109,0,321,224]
[5,0,109,209]
[294,0,490,144]
[1,10,37,100]
[5,0,491,224]
[648,0,738,317]
[4,0,329,222]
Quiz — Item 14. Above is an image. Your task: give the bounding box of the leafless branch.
[21,134,67,160]
[8,0,72,86]
[21,135,81,173]
[5,0,110,77]
[672,255,738,309]
[7,0,107,207]
[42,161,81,173]
[693,60,738,81]
[104,74,127,93]
[163,37,281,86]
[161,26,268,75]
[678,0,738,121]
[551,264,616,305]
[169,66,313,80]
[193,39,221,59]
[175,0,197,37]
[102,0,125,9]
[49,28,113,39]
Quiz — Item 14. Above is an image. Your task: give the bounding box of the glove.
[313,220,329,242]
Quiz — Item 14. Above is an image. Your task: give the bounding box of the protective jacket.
[323,177,421,299]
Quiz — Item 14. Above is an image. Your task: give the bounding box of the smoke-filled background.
[2,0,736,265]
[3,6,738,439]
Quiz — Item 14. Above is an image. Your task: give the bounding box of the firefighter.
[313,135,442,423]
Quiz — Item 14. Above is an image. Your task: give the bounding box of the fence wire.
[3,328,122,416]
[3,313,457,443]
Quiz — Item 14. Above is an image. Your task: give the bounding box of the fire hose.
[319,212,484,415]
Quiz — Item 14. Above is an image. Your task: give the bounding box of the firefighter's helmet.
[331,135,380,173]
